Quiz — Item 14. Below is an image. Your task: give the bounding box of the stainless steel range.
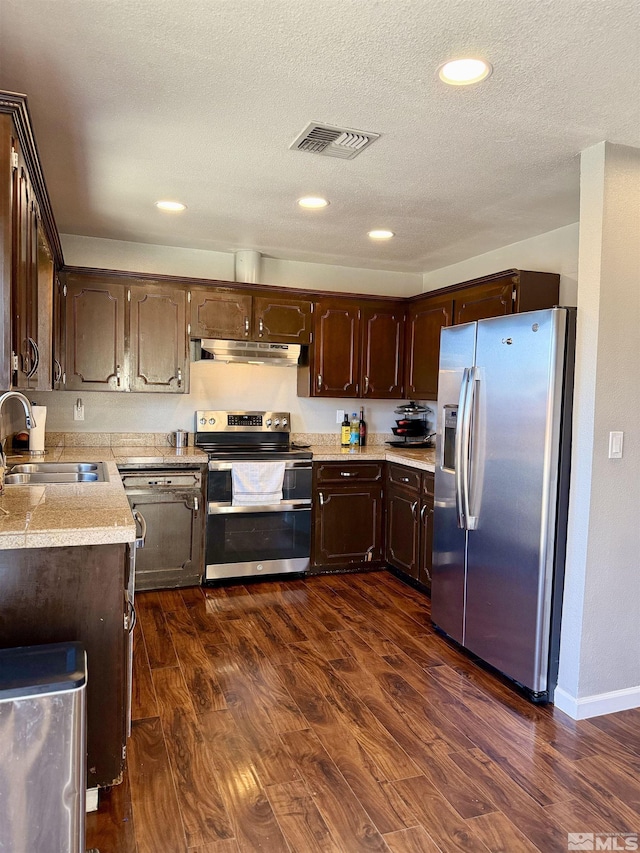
[195,411,312,582]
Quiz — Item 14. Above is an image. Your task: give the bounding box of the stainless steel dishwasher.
[119,467,205,591]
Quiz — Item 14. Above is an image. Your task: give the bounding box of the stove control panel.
[195,411,291,433]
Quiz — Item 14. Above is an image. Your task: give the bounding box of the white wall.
[61,235,422,297]
[37,362,414,437]
[556,143,640,718]
[422,224,579,306]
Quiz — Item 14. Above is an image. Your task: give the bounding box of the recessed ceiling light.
[156,200,187,211]
[438,58,492,86]
[297,196,329,209]
[368,229,395,240]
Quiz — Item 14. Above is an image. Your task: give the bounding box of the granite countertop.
[0,442,434,551]
[309,444,435,472]
[0,460,136,550]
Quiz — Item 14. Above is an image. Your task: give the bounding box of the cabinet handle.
[116,364,121,387]
[177,367,183,388]
[244,317,250,335]
[126,599,137,634]
[133,509,147,548]
[27,337,39,378]
[400,477,409,483]
[258,318,264,337]
[317,374,323,390]
[319,492,325,507]
[411,500,418,520]
[420,504,427,523]
[365,546,374,563]
[363,375,369,395]
[53,358,62,384]
[340,471,356,477]
[193,495,199,512]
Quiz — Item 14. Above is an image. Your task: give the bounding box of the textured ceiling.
[0,0,638,273]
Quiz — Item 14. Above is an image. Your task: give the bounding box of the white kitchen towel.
[231,461,286,506]
[29,405,47,453]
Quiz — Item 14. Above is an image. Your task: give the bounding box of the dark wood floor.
[87,571,640,852]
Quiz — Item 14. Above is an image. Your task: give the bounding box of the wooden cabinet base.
[0,543,128,788]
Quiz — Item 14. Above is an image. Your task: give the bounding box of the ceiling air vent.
[290,122,380,160]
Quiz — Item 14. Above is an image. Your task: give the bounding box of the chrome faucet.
[0,391,36,494]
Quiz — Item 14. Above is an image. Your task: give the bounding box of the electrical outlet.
[336,409,345,424]
[74,399,85,421]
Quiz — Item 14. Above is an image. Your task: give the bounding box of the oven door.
[205,461,311,581]
[205,503,311,581]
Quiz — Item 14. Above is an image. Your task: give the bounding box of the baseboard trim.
[554,684,640,720]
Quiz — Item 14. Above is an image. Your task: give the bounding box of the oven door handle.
[208,501,311,515]
[208,460,311,471]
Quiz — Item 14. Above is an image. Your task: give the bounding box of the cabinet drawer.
[315,461,383,484]
[422,471,434,497]
[387,463,421,491]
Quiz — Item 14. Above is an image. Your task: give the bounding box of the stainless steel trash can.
[0,641,87,853]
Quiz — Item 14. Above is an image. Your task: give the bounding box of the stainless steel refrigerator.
[431,307,575,702]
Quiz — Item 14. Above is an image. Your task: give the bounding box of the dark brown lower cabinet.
[312,461,384,571]
[0,542,129,788]
[385,463,434,592]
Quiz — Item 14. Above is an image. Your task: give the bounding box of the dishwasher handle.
[133,509,147,549]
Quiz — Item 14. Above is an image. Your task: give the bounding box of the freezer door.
[463,308,568,694]
[431,322,477,643]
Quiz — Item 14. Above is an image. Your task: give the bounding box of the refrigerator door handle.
[462,367,479,531]
[454,367,471,529]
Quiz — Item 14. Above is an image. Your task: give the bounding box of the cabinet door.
[65,278,127,391]
[253,295,313,344]
[52,275,66,389]
[453,280,514,325]
[11,161,39,388]
[418,473,434,592]
[404,298,453,400]
[0,543,128,788]
[190,288,252,340]
[129,284,188,393]
[33,220,53,391]
[312,299,360,397]
[313,484,383,567]
[360,302,404,398]
[385,483,420,579]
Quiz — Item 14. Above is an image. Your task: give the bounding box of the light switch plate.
[608,431,623,458]
[336,409,345,424]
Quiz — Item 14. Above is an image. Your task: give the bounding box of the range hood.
[198,339,301,366]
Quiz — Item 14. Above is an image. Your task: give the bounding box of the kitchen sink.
[5,462,108,484]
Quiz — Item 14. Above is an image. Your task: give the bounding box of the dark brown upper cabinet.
[299,298,404,399]
[404,297,453,400]
[190,288,253,340]
[64,273,188,393]
[301,298,360,397]
[64,276,127,391]
[190,287,312,344]
[129,284,189,393]
[360,302,405,399]
[404,270,560,400]
[453,278,514,324]
[1,97,62,391]
[252,294,312,344]
[10,139,54,391]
